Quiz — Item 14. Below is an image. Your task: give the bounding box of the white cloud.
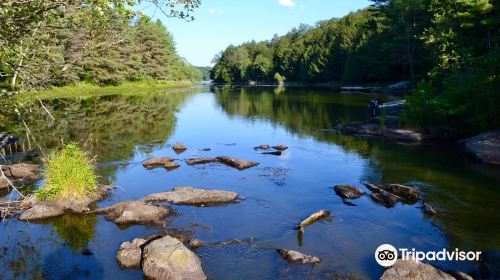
[208,8,224,14]
[278,0,296,8]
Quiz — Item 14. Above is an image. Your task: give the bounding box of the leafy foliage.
[37,143,98,201]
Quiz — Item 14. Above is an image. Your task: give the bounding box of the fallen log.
[298,210,330,232]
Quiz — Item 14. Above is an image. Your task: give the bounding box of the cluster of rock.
[333,183,437,215]
[117,235,207,280]
[254,144,288,156]
[143,155,259,171]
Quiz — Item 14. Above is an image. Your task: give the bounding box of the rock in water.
[380,259,455,280]
[334,185,365,199]
[1,163,40,180]
[254,144,270,150]
[142,187,238,205]
[143,157,180,170]
[95,200,171,226]
[172,144,188,154]
[142,236,207,280]
[369,190,399,208]
[216,156,259,170]
[277,249,320,264]
[186,158,218,165]
[422,202,437,215]
[298,210,330,231]
[461,129,500,165]
[19,184,115,221]
[272,145,288,151]
[116,238,147,269]
[382,184,419,204]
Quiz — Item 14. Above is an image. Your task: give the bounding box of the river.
[1,85,499,279]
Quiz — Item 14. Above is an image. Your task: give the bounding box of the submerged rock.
[95,200,171,227]
[422,202,437,215]
[254,144,270,150]
[341,122,425,142]
[142,235,207,280]
[19,184,115,221]
[143,157,180,170]
[277,249,320,264]
[143,187,238,206]
[186,158,218,165]
[380,259,454,280]
[216,156,259,170]
[333,185,365,199]
[461,129,500,165]
[272,145,288,151]
[1,163,40,180]
[172,143,188,154]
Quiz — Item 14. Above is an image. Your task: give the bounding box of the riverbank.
[22,80,196,100]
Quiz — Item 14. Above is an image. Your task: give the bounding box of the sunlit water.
[1,86,499,279]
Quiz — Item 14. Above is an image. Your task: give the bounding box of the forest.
[0,0,202,91]
[212,0,499,133]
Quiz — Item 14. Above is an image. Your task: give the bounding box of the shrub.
[37,143,98,201]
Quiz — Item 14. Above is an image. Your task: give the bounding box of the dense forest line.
[0,0,202,91]
[212,0,499,133]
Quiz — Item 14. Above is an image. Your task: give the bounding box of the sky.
[141,0,372,66]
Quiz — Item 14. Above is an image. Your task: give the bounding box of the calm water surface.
[1,86,499,279]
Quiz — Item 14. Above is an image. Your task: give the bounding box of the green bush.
[37,143,98,201]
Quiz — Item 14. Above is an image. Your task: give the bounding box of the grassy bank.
[22,80,195,100]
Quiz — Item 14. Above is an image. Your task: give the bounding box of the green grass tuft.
[37,143,98,201]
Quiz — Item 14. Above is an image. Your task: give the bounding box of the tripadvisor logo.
[375,244,482,267]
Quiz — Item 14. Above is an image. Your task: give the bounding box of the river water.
[1,85,499,279]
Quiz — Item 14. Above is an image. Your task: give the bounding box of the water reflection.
[213,86,500,250]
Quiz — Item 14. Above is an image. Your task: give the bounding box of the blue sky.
[141,0,371,66]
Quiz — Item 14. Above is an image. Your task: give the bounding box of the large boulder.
[277,249,320,264]
[95,200,171,227]
[143,187,238,206]
[142,235,206,280]
[1,163,40,180]
[143,157,180,170]
[461,129,500,165]
[19,184,115,221]
[334,185,365,199]
[216,156,259,170]
[380,260,455,280]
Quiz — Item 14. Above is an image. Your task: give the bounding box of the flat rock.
[96,200,171,227]
[216,156,259,170]
[341,122,425,142]
[172,144,187,154]
[272,145,288,151]
[186,158,218,165]
[277,249,320,264]
[461,129,500,165]
[143,157,179,170]
[254,144,270,150]
[116,238,147,269]
[2,163,40,180]
[142,235,207,280]
[380,259,454,280]
[143,187,238,206]
[19,200,65,220]
[19,184,115,221]
[334,185,365,199]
